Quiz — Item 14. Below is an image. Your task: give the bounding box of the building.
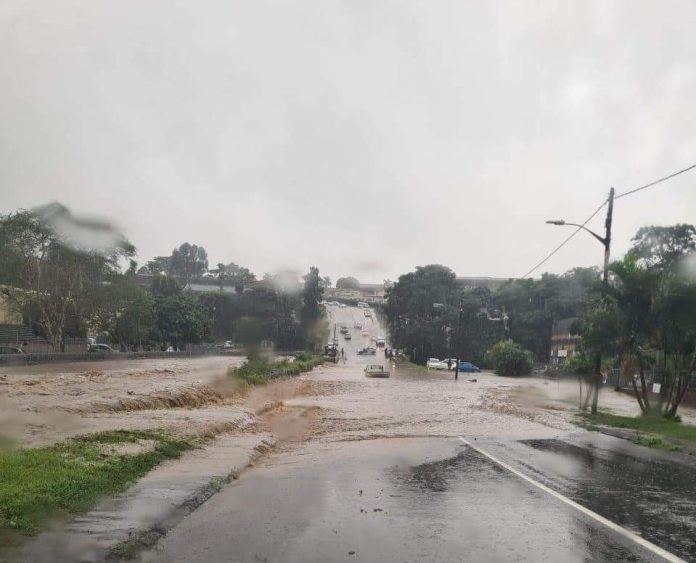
[549,317,581,365]
[325,283,386,304]
[456,277,513,291]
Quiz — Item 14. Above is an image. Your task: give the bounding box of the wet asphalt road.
[145,306,693,562]
[148,438,669,563]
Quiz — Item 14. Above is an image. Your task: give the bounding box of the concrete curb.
[13,434,276,563]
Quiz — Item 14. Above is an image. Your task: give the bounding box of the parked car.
[344,332,352,340]
[354,323,362,329]
[457,361,480,373]
[426,358,443,369]
[441,359,457,370]
[88,344,117,353]
[376,337,385,347]
[223,340,235,348]
[364,310,371,317]
[0,346,24,355]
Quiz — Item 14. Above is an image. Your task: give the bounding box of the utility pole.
[454,299,462,381]
[590,187,614,414]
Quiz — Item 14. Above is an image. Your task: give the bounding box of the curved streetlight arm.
[545,220,607,246]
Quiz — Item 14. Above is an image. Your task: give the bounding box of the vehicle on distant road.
[357,346,376,355]
[426,358,443,369]
[354,323,362,329]
[88,344,117,353]
[364,364,390,378]
[457,361,480,373]
[0,346,24,355]
[223,341,234,348]
[441,359,457,370]
[361,330,369,336]
[344,332,352,340]
[363,310,371,317]
[375,337,385,347]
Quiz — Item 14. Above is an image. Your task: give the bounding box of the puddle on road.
[516,438,696,561]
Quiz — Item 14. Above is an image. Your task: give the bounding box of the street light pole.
[546,187,614,414]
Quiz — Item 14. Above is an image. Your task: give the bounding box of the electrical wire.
[519,162,695,279]
[614,163,696,200]
[520,200,607,279]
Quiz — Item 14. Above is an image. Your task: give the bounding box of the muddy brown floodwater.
[0,356,257,446]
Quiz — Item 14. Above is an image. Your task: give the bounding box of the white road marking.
[457,436,683,563]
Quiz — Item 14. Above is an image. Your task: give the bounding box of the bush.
[229,354,323,385]
[484,340,533,376]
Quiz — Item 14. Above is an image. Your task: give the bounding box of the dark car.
[0,346,24,354]
[457,361,480,373]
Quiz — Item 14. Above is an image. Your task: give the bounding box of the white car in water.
[426,358,445,369]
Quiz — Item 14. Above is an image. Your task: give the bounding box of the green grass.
[0,430,191,540]
[229,354,324,385]
[577,411,696,453]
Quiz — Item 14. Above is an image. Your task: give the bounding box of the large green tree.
[0,208,134,351]
[300,266,324,351]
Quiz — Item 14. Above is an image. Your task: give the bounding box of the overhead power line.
[520,200,607,279]
[519,162,696,279]
[615,163,696,200]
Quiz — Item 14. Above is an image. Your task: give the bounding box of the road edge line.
[457,436,683,563]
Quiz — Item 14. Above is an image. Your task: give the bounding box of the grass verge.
[0,430,192,543]
[577,411,696,453]
[228,353,324,385]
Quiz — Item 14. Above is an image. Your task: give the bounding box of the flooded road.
[143,306,693,562]
[147,438,665,563]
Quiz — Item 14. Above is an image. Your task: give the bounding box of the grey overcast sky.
[1,1,695,283]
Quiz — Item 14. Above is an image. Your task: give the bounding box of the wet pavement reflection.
[149,438,664,563]
[488,436,696,561]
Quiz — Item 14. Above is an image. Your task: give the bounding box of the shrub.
[229,354,323,385]
[484,340,533,376]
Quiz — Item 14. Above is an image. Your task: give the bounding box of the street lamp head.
[546,220,566,225]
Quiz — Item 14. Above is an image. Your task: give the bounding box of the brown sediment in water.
[84,385,226,413]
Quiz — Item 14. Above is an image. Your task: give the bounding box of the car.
[340,303,347,308]
[361,330,369,336]
[0,346,24,355]
[364,364,390,378]
[344,332,352,340]
[223,341,234,348]
[441,359,458,370]
[375,337,385,347]
[457,361,481,373]
[364,310,371,317]
[357,346,376,355]
[88,344,117,353]
[370,336,377,342]
[354,323,362,329]
[426,358,443,369]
